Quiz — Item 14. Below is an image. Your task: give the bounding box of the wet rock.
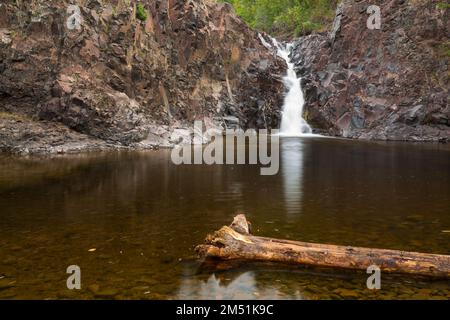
[416,288,433,297]
[137,275,159,286]
[169,128,193,146]
[333,288,360,299]
[0,279,15,291]
[0,112,115,154]
[222,116,240,126]
[94,288,119,299]
[405,214,424,222]
[410,293,432,300]
[87,284,100,294]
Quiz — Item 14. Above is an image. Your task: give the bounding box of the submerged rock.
[0,278,15,291]
[292,0,449,142]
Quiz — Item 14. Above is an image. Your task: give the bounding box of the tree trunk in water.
[195,215,450,278]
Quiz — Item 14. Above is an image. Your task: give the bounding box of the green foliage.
[436,2,450,10]
[136,3,148,22]
[220,0,337,36]
[439,42,450,59]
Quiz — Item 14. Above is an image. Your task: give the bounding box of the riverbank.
[0,112,225,155]
[1,110,448,156]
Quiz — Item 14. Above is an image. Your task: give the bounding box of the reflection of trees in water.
[0,150,270,220]
[178,259,354,300]
[178,272,306,300]
[178,260,305,299]
[178,259,450,300]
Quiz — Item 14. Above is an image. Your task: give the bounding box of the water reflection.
[178,272,304,300]
[177,261,305,300]
[281,138,306,217]
[176,260,450,300]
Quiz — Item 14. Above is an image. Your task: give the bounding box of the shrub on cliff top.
[220,0,338,37]
[136,3,148,22]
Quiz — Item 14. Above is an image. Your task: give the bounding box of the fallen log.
[195,214,450,278]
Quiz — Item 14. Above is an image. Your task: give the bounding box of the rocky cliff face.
[0,0,285,153]
[293,0,449,141]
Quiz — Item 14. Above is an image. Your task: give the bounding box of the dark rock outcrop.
[292,0,449,141]
[0,112,113,154]
[0,0,285,153]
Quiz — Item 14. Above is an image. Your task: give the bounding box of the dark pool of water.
[0,138,449,300]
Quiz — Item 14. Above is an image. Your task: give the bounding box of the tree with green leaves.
[220,0,338,37]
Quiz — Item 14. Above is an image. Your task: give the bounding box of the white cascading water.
[259,34,313,136]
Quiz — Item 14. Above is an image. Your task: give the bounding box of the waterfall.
[259,35,313,136]
[274,39,312,136]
